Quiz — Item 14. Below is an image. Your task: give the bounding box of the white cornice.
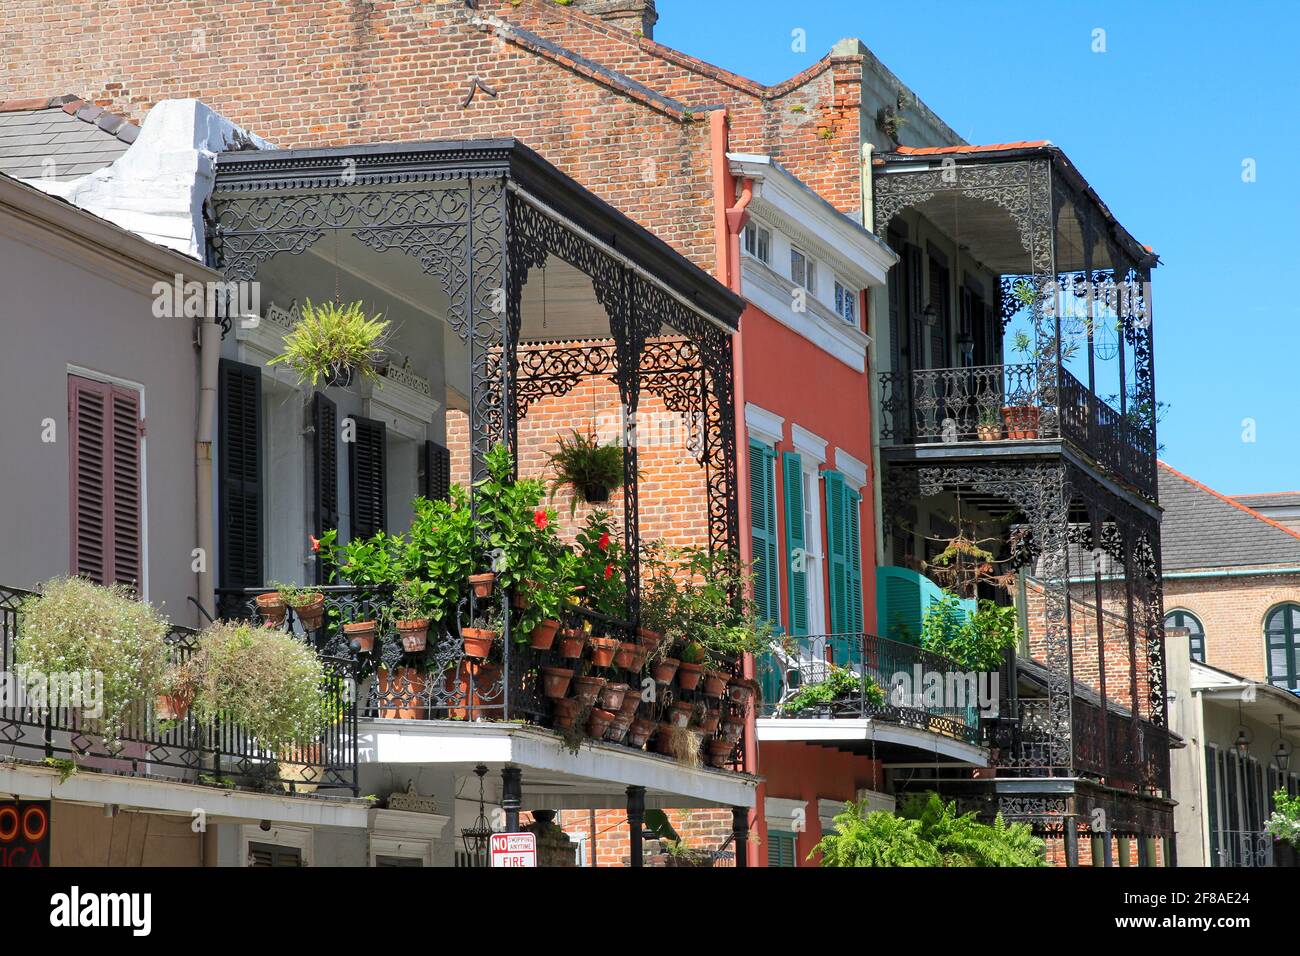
[790,424,828,464]
[745,402,784,446]
[833,448,869,492]
[765,796,809,833]
[742,260,872,372]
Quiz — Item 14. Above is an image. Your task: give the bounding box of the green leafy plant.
[546,430,626,514]
[813,792,1046,867]
[268,581,319,605]
[783,665,884,716]
[920,596,1020,671]
[268,298,390,387]
[192,622,326,753]
[391,579,435,623]
[43,757,79,784]
[1266,788,1300,848]
[573,511,626,618]
[401,486,477,624]
[475,444,561,594]
[17,577,170,747]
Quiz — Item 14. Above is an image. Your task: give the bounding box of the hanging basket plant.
[268,298,390,389]
[546,430,627,514]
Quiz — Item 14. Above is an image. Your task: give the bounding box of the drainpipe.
[711,109,762,866]
[859,142,875,231]
[196,318,220,621]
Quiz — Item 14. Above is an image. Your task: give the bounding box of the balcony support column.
[731,806,750,868]
[501,766,522,833]
[626,785,645,868]
[1063,823,1079,867]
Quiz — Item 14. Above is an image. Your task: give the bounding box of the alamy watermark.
[0,668,103,718]
[888,665,999,718]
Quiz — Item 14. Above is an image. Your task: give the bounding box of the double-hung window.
[833,280,858,326]
[791,247,816,295]
[743,223,771,264]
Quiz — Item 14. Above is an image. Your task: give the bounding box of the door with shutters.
[349,416,387,539]
[218,359,263,589]
[312,393,339,583]
[824,471,863,642]
[928,255,950,370]
[748,439,781,631]
[68,374,143,592]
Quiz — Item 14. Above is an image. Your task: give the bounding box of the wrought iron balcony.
[1,585,358,795]
[756,631,985,745]
[878,363,1156,499]
[216,586,751,769]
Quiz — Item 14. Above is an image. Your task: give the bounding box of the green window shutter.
[845,483,863,633]
[749,440,781,630]
[876,566,948,645]
[767,830,797,868]
[782,451,808,636]
[825,471,848,634]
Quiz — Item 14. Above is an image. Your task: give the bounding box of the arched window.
[1266,604,1300,690]
[1164,609,1205,663]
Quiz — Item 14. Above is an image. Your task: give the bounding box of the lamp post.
[460,764,493,867]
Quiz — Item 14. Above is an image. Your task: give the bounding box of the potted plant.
[316,527,403,652]
[557,627,587,659]
[461,603,501,659]
[546,429,626,511]
[540,665,575,699]
[976,408,1003,442]
[677,640,706,691]
[702,668,730,697]
[597,681,628,712]
[572,674,606,708]
[376,666,427,719]
[705,738,734,769]
[588,634,618,668]
[391,580,434,652]
[698,707,721,734]
[586,707,616,739]
[270,582,326,632]
[343,618,377,654]
[267,298,390,388]
[552,696,580,729]
[17,578,170,747]
[668,699,694,728]
[627,716,657,748]
[651,657,680,686]
[468,572,496,600]
[255,590,287,626]
[617,687,643,721]
[156,659,199,722]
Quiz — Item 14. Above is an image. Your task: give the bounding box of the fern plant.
[546,430,626,512]
[269,298,390,388]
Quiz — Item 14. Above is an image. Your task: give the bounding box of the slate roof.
[1234,491,1300,510]
[0,95,137,182]
[1158,461,1300,571]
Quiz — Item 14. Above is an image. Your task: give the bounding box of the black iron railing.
[756,632,985,745]
[217,586,751,768]
[1,585,357,795]
[878,363,1157,498]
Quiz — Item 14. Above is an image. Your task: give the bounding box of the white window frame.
[743,222,771,264]
[790,246,816,294]
[833,278,858,326]
[801,462,827,637]
[240,824,314,867]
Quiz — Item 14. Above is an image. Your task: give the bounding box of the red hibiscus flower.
[604,563,615,580]
[309,535,321,553]
[533,508,549,530]
[598,531,611,551]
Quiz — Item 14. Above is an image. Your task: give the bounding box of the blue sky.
[658,0,1299,496]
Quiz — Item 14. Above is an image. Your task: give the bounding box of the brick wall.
[1161,571,1300,682]
[557,806,735,866]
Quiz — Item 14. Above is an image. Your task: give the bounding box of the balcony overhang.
[359,720,759,810]
[756,717,989,766]
[0,760,370,829]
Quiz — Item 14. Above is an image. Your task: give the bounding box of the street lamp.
[460,764,493,867]
[1272,714,1292,773]
[1234,701,1252,758]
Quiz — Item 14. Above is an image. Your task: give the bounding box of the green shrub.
[193,622,325,753]
[17,577,170,746]
[1266,788,1300,847]
[783,665,883,716]
[921,596,1020,670]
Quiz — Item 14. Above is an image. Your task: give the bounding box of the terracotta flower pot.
[702,669,730,697]
[1001,405,1041,440]
[511,585,532,610]
[557,628,587,659]
[628,716,657,748]
[598,681,628,712]
[469,572,496,599]
[528,618,561,651]
[291,593,326,631]
[676,661,704,691]
[606,718,631,744]
[397,619,430,653]
[552,696,580,729]
[540,665,574,699]
[636,627,663,654]
[279,745,324,794]
[728,679,756,708]
[698,708,721,734]
[589,636,618,668]
[721,718,745,744]
[629,649,648,672]
[256,592,287,626]
[668,699,694,728]
[706,738,735,768]
[977,423,1003,441]
[613,641,639,670]
[618,688,643,719]
[651,657,680,686]
[155,692,191,722]
[572,674,606,708]
[344,620,377,653]
[654,723,677,756]
[377,667,427,720]
[586,707,616,739]
[461,627,498,659]
[475,662,503,706]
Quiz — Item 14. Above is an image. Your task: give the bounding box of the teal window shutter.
[845,483,863,633]
[782,451,808,636]
[749,439,782,631]
[767,830,797,867]
[826,471,862,634]
[876,566,948,645]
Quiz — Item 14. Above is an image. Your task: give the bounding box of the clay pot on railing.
[468,572,496,599]
[572,674,606,708]
[1000,405,1041,440]
[702,669,730,697]
[676,661,703,692]
[255,592,287,626]
[344,620,377,653]
[552,696,580,729]
[154,691,193,723]
[586,707,616,739]
[528,618,561,651]
[720,718,745,744]
[377,667,427,720]
[651,658,680,686]
[636,627,663,655]
[705,738,735,769]
[589,636,618,668]
[613,641,639,670]
[461,626,498,659]
[540,665,574,699]
[668,699,694,729]
[598,682,629,712]
[290,593,326,631]
[397,619,430,653]
[606,718,631,744]
[697,708,721,735]
[618,689,643,720]
[727,678,756,710]
[557,628,587,659]
[511,582,534,610]
[654,723,677,756]
[627,716,657,748]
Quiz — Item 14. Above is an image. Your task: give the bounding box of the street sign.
[489,832,537,868]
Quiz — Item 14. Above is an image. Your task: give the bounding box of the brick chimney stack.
[570,0,658,40]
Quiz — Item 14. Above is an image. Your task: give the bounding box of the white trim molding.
[790,424,828,465]
[764,796,809,834]
[744,402,785,447]
[367,808,449,867]
[359,372,441,443]
[833,448,869,492]
[741,259,872,371]
[240,823,314,867]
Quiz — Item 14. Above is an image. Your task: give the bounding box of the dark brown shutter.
[905,244,924,369]
[928,256,949,369]
[313,392,340,584]
[218,359,263,588]
[69,375,142,589]
[349,416,386,539]
[421,440,451,502]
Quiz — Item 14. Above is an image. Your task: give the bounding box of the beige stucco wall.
[50,801,202,866]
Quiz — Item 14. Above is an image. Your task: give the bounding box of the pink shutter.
[109,384,142,589]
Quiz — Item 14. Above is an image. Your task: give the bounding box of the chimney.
[570,0,658,40]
